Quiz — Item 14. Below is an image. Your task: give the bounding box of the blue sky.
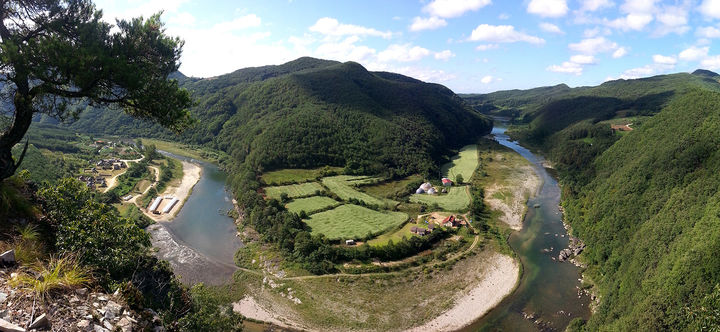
[94,0,720,93]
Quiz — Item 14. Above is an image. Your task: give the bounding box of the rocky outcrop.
[558,237,585,262]
[1,269,161,331]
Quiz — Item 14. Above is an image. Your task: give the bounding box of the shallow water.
[158,151,243,264]
[464,125,590,331]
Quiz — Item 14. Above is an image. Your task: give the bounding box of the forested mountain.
[62,57,492,177]
[465,72,720,330]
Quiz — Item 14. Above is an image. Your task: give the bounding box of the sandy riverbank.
[406,253,519,332]
[142,160,202,222]
[484,153,542,230]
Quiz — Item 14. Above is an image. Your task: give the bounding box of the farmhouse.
[442,215,462,228]
[411,226,427,236]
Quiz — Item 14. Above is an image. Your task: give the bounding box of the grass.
[367,222,424,246]
[261,167,343,185]
[361,175,422,199]
[441,144,479,182]
[10,255,91,300]
[286,196,341,214]
[322,176,397,207]
[264,182,324,200]
[409,186,472,211]
[304,204,408,240]
[141,138,220,163]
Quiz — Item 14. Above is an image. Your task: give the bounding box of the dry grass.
[10,254,91,300]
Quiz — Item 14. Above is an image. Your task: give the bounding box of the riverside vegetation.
[464,69,720,331]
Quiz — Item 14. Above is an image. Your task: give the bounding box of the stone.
[0,293,6,304]
[93,324,108,332]
[76,320,90,329]
[102,320,114,330]
[117,317,132,332]
[75,288,88,296]
[0,318,25,332]
[0,251,15,266]
[28,313,49,329]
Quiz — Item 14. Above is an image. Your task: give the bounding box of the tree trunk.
[0,84,34,181]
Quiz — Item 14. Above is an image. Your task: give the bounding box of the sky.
[93,0,720,93]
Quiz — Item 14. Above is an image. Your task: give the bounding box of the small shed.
[345,239,355,246]
[442,178,453,186]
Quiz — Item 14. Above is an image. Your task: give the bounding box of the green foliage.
[441,144,478,182]
[322,175,397,207]
[110,161,150,197]
[264,182,324,200]
[559,89,720,330]
[10,255,91,300]
[285,196,340,214]
[176,284,244,331]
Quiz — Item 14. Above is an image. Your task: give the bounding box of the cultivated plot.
[410,186,472,212]
[321,176,397,207]
[286,196,341,214]
[441,144,479,182]
[304,204,408,240]
[264,182,324,200]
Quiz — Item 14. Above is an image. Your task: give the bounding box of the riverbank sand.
[142,161,201,222]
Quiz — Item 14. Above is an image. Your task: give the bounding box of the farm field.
[367,222,428,246]
[304,204,408,240]
[261,167,343,185]
[441,144,479,182]
[286,196,340,214]
[410,186,471,211]
[264,182,324,200]
[322,176,397,207]
[361,175,422,199]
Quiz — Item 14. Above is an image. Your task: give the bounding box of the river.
[147,151,243,285]
[466,124,591,331]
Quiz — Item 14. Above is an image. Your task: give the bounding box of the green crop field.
[286,196,340,214]
[264,182,324,200]
[304,204,408,240]
[321,176,397,207]
[361,175,422,199]
[410,186,471,211]
[441,144,479,182]
[261,167,343,185]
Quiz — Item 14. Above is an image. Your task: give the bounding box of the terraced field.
[264,182,324,200]
[286,196,340,214]
[410,186,472,211]
[321,176,397,207]
[304,204,408,240]
[261,167,343,185]
[441,144,479,182]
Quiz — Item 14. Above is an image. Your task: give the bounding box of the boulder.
[0,318,25,332]
[28,313,49,329]
[0,250,15,266]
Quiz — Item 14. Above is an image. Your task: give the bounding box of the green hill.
[466,73,720,330]
[65,57,491,177]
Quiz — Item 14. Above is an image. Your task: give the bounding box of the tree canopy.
[0,0,192,179]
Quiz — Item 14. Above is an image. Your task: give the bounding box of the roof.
[442,178,452,183]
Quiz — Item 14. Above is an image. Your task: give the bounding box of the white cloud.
[583,27,611,37]
[605,13,653,30]
[410,16,447,31]
[547,61,583,75]
[569,37,619,54]
[620,0,658,14]
[480,75,495,84]
[369,64,456,82]
[213,14,262,32]
[653,54,677,65]
[422,0,492,18]
[167,12,195,26]
[578,0,614,12]
[476,44,500,51]
[469,24,545,44]
[697,26,720,38]
[701,55,720,70]
[539,22,565,34]
[619,65,657,79]
[434,50,455,60]
[654,5,689,36]
[314,36,377,63]
[613,47,628,58]
[498,13,510,20]
[527,0,569,17]
[699,0,720,19]
[679,46,710,61]
[570,54,596,64]
[377,44,431,62]
[309,17,392,39]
